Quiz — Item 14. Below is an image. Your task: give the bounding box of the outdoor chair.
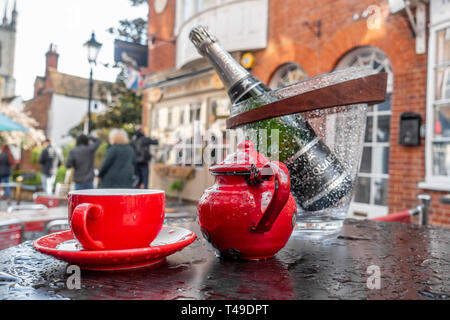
[6,204,48,213]
[6,204,49,236]
[44,219,69,234]
[0,219,23,251]
[33,192,68,208]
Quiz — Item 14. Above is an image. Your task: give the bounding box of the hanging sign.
[114,39,148,90]
[114,39,148,67]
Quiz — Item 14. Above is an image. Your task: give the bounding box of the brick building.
[143,0,450,226]
[25,44,109,146]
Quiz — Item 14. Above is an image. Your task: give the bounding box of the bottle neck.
[228,75,271,105]
[203,42,248,89]
[201,42,271,104]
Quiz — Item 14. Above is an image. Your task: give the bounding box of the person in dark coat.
[66,134,101,190]
[0,145,15,203]
[131,126,158,189]
[98,128,135,189]
[39,139,62,194]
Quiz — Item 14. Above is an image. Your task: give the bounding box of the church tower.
[0,0,17,99]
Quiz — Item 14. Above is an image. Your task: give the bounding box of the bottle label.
[286,138,352,211]
[300,172,350,210]
[285,137,321,164]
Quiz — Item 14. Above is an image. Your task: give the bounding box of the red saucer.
[33,226,196,271]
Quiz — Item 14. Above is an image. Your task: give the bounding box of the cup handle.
[71,203,105,250]
[251,161,291,233]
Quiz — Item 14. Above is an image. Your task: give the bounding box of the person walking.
[98,128,135,189]
[0,145,15,204]
[131,126,158,189]
[66,134,101,190]
[39,139,62,195]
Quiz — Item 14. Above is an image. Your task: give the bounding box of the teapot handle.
[251,161,291,233]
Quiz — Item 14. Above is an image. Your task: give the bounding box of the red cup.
[68,189,165,250]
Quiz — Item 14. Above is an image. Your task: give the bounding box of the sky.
[10,0,146,100]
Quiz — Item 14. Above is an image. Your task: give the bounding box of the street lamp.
[84,31,102,133]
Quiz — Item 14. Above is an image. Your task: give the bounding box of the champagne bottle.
[189,25,353,212]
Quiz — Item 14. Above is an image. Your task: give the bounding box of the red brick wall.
[44,46,59,91]
[144,0,177,132]
[24,93,52,132]
[45,51,59,72]
[147,0,176,73]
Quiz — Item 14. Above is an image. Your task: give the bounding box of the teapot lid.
[210,140,269,175]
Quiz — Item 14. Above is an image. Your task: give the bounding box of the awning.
[0,113,29,132]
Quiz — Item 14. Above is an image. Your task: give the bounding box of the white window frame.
[443,68,450,100]
[269,62,308,89]
[419,20,450,192]
[352,105,391,218]
[189,102,202,123]
[152,109,159,130]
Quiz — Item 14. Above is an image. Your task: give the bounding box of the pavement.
[164,200,197,218]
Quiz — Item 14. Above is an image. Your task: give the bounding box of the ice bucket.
[227,67,388,239]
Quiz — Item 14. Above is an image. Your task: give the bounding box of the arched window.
[419,25,450,190]
[335,46,394,219]
[335,46,394,92]
[269,62,307,89]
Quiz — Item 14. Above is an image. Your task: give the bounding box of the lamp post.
[84,31,102,134]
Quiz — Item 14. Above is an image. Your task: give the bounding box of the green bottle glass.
[189,26,352,211]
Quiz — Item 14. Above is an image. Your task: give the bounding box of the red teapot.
[197,140,297,260]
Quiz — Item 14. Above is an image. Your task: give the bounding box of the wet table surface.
[0,207,67,224]
[1,216,450,300]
